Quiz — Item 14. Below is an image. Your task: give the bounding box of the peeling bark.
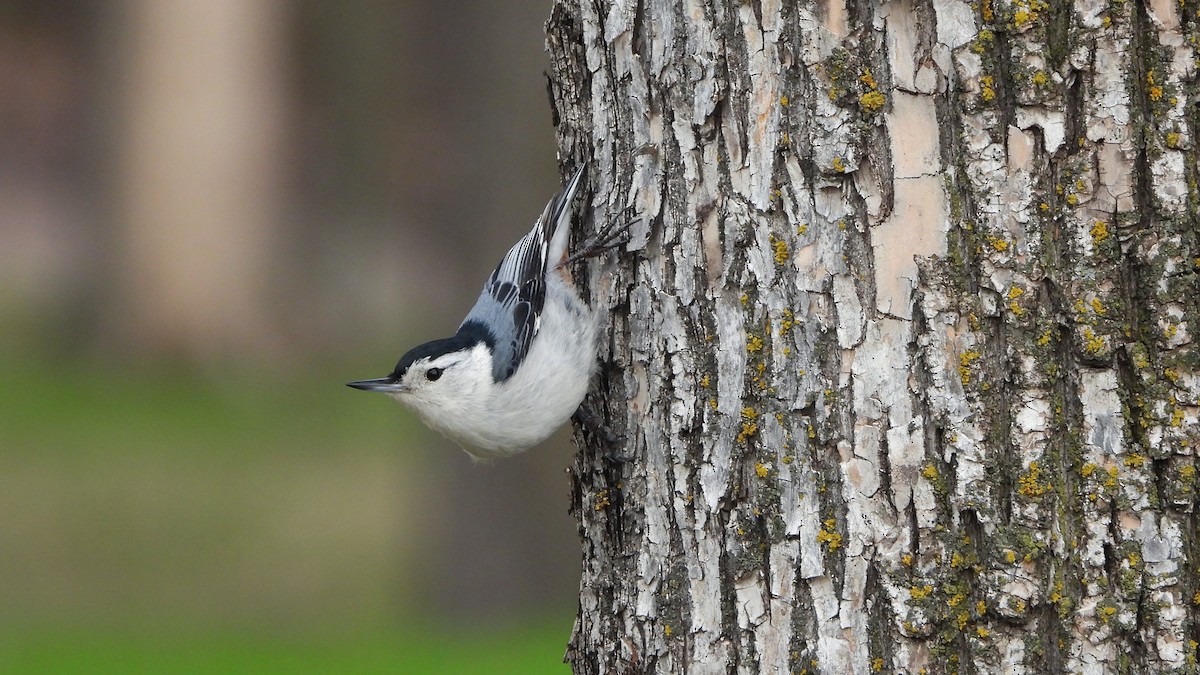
[547,0,1199,671]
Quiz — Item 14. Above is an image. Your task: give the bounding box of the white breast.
[409,277,597,459]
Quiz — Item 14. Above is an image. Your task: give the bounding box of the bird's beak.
[346,377,407,393]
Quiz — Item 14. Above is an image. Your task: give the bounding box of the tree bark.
[547,0,1199,672]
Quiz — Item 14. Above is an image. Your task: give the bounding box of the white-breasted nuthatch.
[348,164,599,459]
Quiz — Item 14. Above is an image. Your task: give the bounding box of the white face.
[390,344,492,416]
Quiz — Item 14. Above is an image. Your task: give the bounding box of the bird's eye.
[426,367,444,381]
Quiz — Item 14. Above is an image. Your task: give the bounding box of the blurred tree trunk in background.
[548,0,1199,671]
[112,0,288,361]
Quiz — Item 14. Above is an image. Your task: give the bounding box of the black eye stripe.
[426,367,444,381]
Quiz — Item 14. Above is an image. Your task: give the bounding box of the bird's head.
[347,331,495,417]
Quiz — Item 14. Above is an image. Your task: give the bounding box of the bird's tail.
[543,162,588,266]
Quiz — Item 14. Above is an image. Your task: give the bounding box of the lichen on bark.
[548,0,1199,671]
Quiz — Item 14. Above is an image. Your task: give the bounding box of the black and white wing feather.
[458,164,587,382]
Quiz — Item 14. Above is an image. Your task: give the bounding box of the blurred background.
[0,1,578,672]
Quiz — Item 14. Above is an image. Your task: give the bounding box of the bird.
[347,164,600,460]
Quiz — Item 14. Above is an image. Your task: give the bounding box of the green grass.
[0,353,414,459]
[0,352,575,674]
[0,621,572,674]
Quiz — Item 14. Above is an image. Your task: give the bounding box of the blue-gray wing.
[460,165,586,382]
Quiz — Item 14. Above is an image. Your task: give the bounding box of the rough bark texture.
[547,0,1199,672]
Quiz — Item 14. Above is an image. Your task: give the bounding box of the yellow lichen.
[977,626,990,638]
[1031,70,1048,86]
[780,95,790,107]
[902,553,913,567]
[1090,298,1106,315]
[859,69,878,89]
[910,584,933,600]
[959,350,982,384]
[922,464,940,480]
[1124,453,1146,468]
[1081,462,1097,478]
[1017,461,1048,498]
[738,421,758,443]
[1091,220,1109,243]
[779,309,795,336]
[1148,73,1163,101]
[832,156,846,173]
[980,75,996,102]
[1083,328,1105,355]
[747,335,764,352]
[594,489,611,511]
[773,236,790,265]
[1007,286,1027,317]
[859,90,887,113]
[817,519,843,551]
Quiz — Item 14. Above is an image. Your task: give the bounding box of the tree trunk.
[112,0,288,361]
[547,0,1199,671]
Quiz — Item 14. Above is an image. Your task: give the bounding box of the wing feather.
[460,164,586,381]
